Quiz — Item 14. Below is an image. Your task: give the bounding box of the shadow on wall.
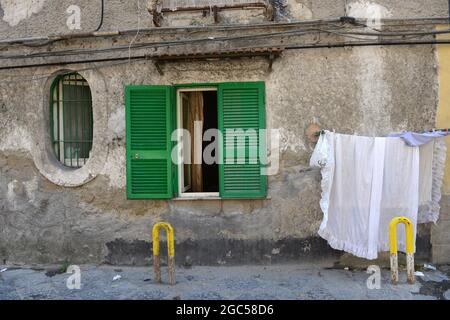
[105,237,341,266]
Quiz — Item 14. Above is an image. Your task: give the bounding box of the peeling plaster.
[6,179,18,202]
[24,176,39,204]
[6,179,21,210]
[108,106,126,141]
[352,46,393,135]
[346,0,391,28]
[285,0,313,20]
[0,0,47,27]
[101,106,127,189]
[100,146,126,189]
[0,2,441,265]
[347,1,393,135]
[0,125,32,153]
[279,128,307,153]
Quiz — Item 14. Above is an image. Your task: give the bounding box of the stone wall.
[0,0,448,38]
[0,0,447,265]
[0,42,439,265]
[433,32,450,264]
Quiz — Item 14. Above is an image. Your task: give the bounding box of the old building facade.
[1,0,450,266]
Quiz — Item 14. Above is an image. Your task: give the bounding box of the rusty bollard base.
[152,222,175,285]
[389,217,415,285]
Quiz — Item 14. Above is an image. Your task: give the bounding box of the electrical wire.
[0,26,443,61]
[0,22,445,58]
[0,15,449,71]
[128,0,141,63]
[0,58,148,83]
[0,16,449,46]
[95,0,105,32]
[1,37,449,73]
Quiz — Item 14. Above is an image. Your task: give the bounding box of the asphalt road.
[0,263,449,300]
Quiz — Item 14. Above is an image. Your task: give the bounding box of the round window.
[50,73,93,168]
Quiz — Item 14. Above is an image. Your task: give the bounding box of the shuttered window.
[125,86,173,199]
[125,82,266,199]
[218,82,266,198]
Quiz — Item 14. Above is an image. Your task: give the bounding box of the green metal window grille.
[50,73,93,168]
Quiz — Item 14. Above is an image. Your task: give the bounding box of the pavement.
[0,263,449,300]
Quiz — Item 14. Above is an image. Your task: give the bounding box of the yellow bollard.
[152,222,175,285]
[389,217,415,285]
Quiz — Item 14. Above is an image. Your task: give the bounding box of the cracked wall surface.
[0,0,47,27]
[0,1,447,265]
[0,0,448,37]
[0,42,439,265]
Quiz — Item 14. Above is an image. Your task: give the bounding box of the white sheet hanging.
[377,138,419,253]
[418,139,447,224]
[310,131,420,260]
[419,141,434,210]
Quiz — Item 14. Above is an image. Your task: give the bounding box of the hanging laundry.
[419,141,434,219]
[388,131,450,147]
[417,139,447,223]
[388,131,448,223]
[310,131,419,260]
[377,137,419,253]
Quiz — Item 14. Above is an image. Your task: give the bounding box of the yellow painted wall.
[436,26,450,195]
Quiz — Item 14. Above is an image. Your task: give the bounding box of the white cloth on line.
[419,141,434,209]
[418,139,447,224]
[377,137,419,253]
[310,131,419,260]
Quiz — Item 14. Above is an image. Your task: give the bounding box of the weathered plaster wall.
[0,0,152,38]
[0,0,448,38]
[276,0,448,21]
[0,0,446,265]
[432,28,450,264]
[0,41,438,265]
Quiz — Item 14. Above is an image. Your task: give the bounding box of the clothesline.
[310,130,447,259]
[314,128,450,137]
[424,128,450,133]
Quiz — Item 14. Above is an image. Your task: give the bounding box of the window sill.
[172,196,271,201]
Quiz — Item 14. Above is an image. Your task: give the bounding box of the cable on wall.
[94,0,105,32]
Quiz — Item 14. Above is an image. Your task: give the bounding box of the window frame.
[49,73,94,169]
[176,86,220,199]
[125,82,267,200]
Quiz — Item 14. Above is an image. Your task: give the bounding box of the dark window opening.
[202,91,219,192]
[180,89,218,194]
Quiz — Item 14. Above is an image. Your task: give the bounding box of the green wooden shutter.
[126,85,173,199]
[218,82,267,198]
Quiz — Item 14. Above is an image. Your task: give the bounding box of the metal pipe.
[160,2,267,12]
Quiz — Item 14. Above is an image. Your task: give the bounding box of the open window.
[125,82,266,200]
[177,88,219,197]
